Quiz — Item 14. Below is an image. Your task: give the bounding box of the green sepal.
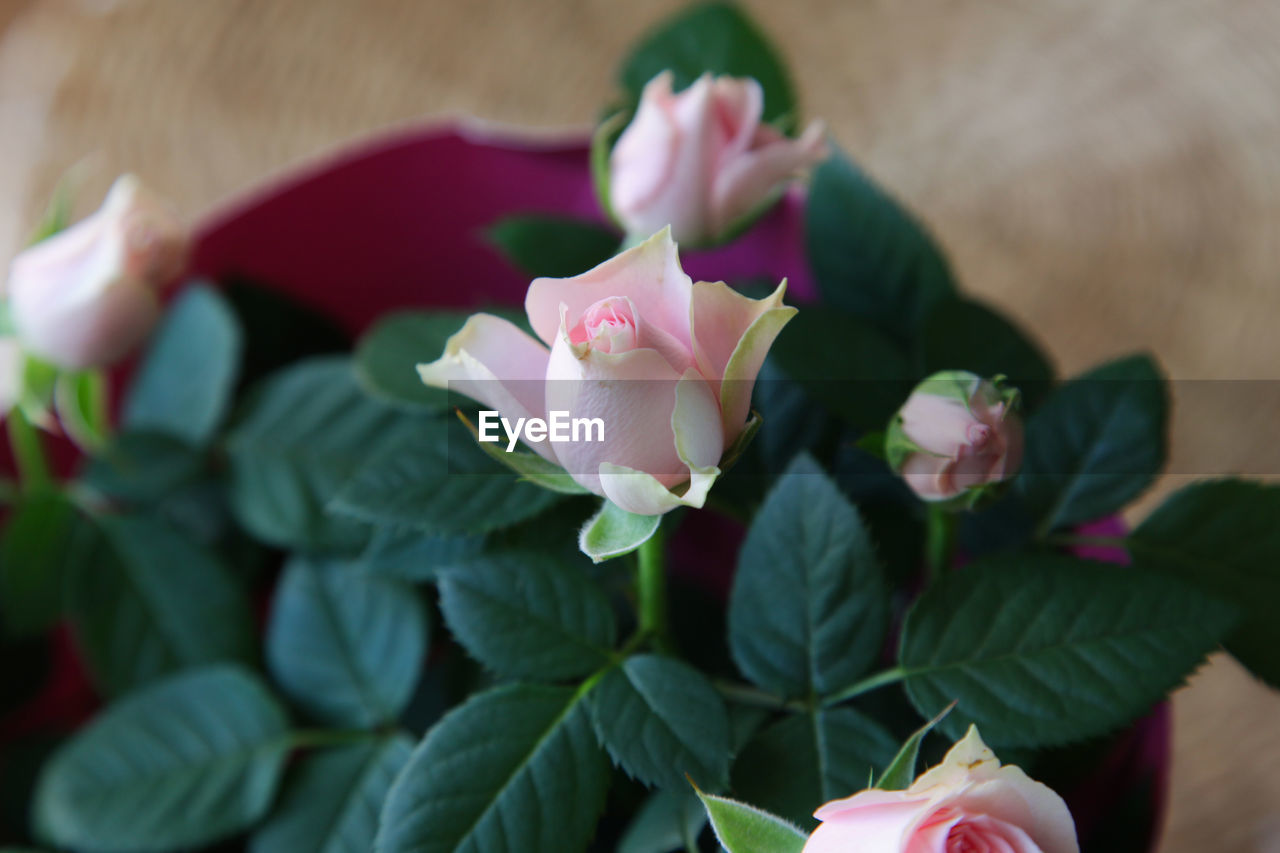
[579,499,660,563]
[54,370,110,452]
[693,788,807,853]
[591,109,631,228]
[720,411,762,472]
[874,702,956,791]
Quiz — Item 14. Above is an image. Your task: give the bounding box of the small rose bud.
[804,725,1079,853]
[5,175,188,369]
[607,71,827,246]
[887,371,1023,503]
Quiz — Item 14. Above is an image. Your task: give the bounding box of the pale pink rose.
[5,175,188,369]
[609,71,827,245]
[804,726,1079,853]
[889,371,1023,502]
[418,228,795,515]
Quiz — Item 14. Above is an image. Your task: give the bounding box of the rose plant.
[1,4,1278,853]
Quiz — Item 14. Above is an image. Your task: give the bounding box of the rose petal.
[907,807,966,853]
[544,307,690,493]
[899,393,982,457]
[7,176,184,369]
[11,275,160,370]
[417,312,553,458]
[710,119,827,235]
[611,74,719,244]
[813,788,933,822]
[596,369,722,515]
[805,797,935,853]
[609,71,681,222]
[526,227,695,357]
[708,76,765,170]
[916,727,1080,853]
[690,277,796,444]
[933,814,1043,853]
[900,452,959,501]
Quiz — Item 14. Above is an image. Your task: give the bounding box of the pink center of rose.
[948,826,981,853]
[966,423,993,449]
[570,296,638,354]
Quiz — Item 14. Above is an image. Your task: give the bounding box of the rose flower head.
[887,370,1023,505]
[418,228,795,516]
[607,71,827,246]
[805,725,1078,853]
[5,175,188,370]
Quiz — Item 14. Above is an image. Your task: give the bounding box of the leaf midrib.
[446,574,610,665]
[398,688,589,851]
[310,571,389,726]
[903,614,1210,679]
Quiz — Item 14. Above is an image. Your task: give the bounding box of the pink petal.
[949,778,1079,853]
[611,74,718,244]
[609,72,681,221]
[544,315,692,496]
[931,814,1044,853]
[806,798,934,853]
[710,119,827,235]
[7,176,184,369]
[11,275,160,370]
[900,452,959,501]
[906,808,966,853]
[689,278,795,444]
[914,728,1079,853]
[596,369,723,515]
[525,228,695,356]
[708,76,765,171]
[416,312,553,459]
[899,393,982,457]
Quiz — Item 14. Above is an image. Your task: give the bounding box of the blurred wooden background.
[2,0,1278,848]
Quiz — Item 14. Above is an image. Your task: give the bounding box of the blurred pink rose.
[888,371,1023,502]
[5,175,188,369]
[418,228,795,515]
[805,726,1078,853]
[609,71,826,246]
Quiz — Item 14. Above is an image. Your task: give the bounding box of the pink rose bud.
[887,371,1023,503]
[608,71,827,246]
[5,175,188,369]
[804,726,1079,853]
[418,227,796,515]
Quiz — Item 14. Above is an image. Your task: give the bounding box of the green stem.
[610,629,652,663]
[713,679,807,713]
[820,666,908,707]
[7,408,51,492]
[924,504,956,584]
[636,524,669,650]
